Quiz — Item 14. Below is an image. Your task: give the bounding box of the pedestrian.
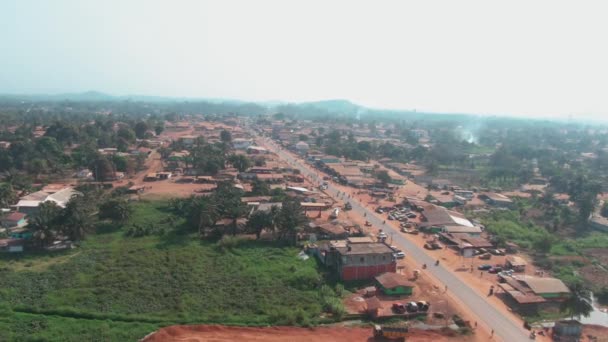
[480,271,483,278]
[444,285,448,292]
[490,329,494,337]
[474,321,478,329]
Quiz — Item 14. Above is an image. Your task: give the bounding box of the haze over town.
[1,0,607,119]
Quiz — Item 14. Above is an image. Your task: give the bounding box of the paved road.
[259,136,531,342]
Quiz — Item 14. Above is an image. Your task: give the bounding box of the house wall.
[1,218,26,228]
[17,206,39,216]
[539,292,569,299]
[342,252,394,266]
[340,262,396,281]
[380,285,412,296]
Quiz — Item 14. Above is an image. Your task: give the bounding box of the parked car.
[479,253,492,260]
[378,232,388,239]
[392,303,406,314]
[488,266,503,274]
[416,301,430,312]
[394,252,406,259]
[489,249,504,256]
[406,213,417,219]
[406,302,419,312]
[424,241,442,250]
[478,264,492,271]
[388,215,395,220]
[402,228,419,235]
[376,208,384,214]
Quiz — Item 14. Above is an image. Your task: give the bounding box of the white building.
[13,187,82,216]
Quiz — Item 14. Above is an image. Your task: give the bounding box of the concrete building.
[323,240,396,281]
[13,187,81,216]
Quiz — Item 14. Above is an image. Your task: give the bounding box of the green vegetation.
[478,206,608,288]
[0,311,160,342]
[480,210,553,251]
[0,201,339,341]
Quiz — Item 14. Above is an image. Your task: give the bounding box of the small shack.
[144,173,158,182]
[375,272,414,296]
[157,172,172,180]
[1,212,27,228]
[553,320,582,342]
[127,185,146,194]
[506,255,527,272]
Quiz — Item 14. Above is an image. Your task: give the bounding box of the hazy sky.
[1,1,607,118]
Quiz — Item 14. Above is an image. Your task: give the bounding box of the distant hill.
[301,99,362,113]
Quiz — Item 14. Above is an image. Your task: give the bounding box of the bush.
[335,284,345,297]
[216,235,247,251]
[597,287,608,305]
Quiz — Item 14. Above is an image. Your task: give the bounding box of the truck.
[372,325,408,341]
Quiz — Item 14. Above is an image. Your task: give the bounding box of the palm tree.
[29,202,61,247]
[0,182,17,208]
[99,198,132,224]
[275,199,308,245]
[246,210,273,239]
[62,195,95,241]
[227,154,251,172]
[560,282,593,320]
[195,201,218,238]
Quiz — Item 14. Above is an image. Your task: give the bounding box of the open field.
[0,201,339,341]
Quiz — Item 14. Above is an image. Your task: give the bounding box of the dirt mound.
[141,324,458,342]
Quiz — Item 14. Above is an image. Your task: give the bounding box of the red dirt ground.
[141,325,469,342]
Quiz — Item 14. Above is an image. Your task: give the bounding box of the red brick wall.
[341,262,397,281]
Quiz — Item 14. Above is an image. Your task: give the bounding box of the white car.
[378,232,388,239]
[394,252,406,259]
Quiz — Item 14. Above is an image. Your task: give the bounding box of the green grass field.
[0,201,337,341]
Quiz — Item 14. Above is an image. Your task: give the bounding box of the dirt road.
[142,325,462,342]
[258,135,531,342]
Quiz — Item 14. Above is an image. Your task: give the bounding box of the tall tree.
[154,123,164,136]
[375,170,391,185]
[560,283,593,320]
[61,194,95,241]
[29,202,62,247]
[275,198,307,245]
[251,179,270,196]
[214,182,246,236]
[186,196,219,237]
[246,210,273,239]
[220,130,232,144]
[91,156,115,181]
[99,198,133,224]
[227,154,251,172]
[0,183,17,208]
[134,121,149,139]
